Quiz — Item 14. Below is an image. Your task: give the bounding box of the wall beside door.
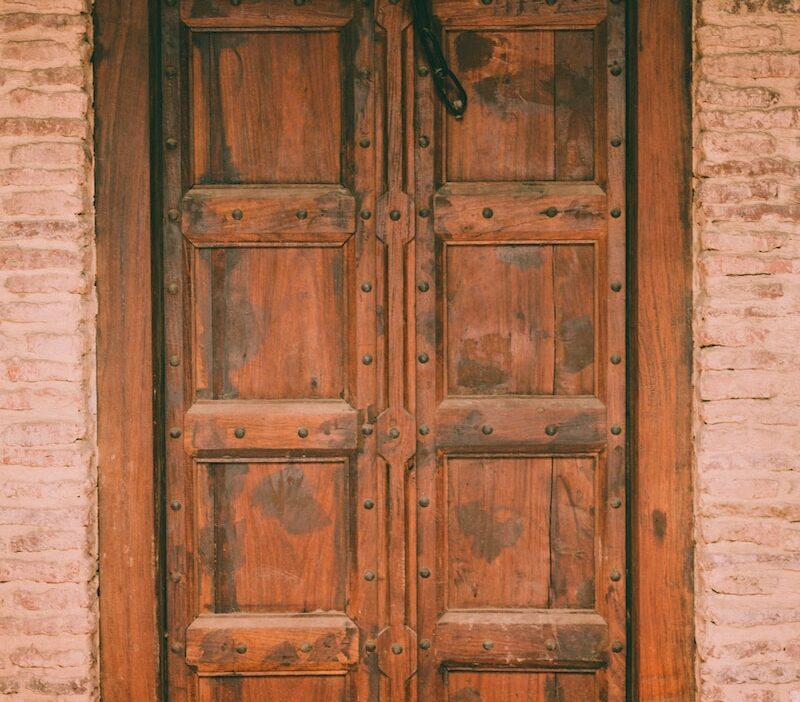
[0,0,798,700]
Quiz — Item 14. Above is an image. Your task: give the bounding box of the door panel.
[162,0,625,699]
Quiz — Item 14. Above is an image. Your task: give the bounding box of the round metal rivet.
[611,0,622,4]
[170,643,183,654]
[482,640,494,650]
[546,639,557,651]
[611,208,622,218]
[611,355,622,365]
[165,138,178,150]
[389,210,401,221]
[361,282,372,292]
[294,0,306,5]
[232,208,243,220]
[545,207,558,218]
[418,281,430,293]
[612,642,624,653]
[296,209,308,220]
[298,427,309,439]
[611,136,622,147]
[235,644,247,654]
[166,66,177,78]
[170,500,182,511]
[358,68,371,80]
[362,424,374,436]
[610,569,622,582]
[610,65,622,76]
[418,66,430,77]
[363,499,375,510]
[419,208,431,218]
[420,639,432,650]
[300,642,312,653]
[418,353,429,364]
[168,208,180,221]
[389,427,400,439]
[611,281,622,292]
[169,427,181,439]
[234,426,245,439]
[359,138,371,148]
[482,207,493,219]
[392,644,403,655]
[360,209,372,220]
[481,424,493,435]
[165,0,176,5]
[419,496,430,508]
[419,425,430,436]
[364,570,376,581]
[362,354,373,365]
[420,567,431,578]
[230,0,241,4]
[169,355,180,367]
[611,425,622,435]
[167,282,179,295]
[545,424,558,436]
[169,571,182,583]
[610,497,623,509]
[365,641,377,652]
[418,136,430,148]
[481,0,492,4]
[545,0,557,4]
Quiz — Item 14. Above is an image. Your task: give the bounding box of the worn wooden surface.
[94,0,159,699]
[633,1,695,699]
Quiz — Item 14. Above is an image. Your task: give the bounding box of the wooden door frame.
[94,2,694,699]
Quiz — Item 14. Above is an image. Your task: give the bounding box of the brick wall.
[0,0,97,699]
[695,1,800,700]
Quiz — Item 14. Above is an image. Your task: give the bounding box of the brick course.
[0,0,96,699]
[695,1,800,700]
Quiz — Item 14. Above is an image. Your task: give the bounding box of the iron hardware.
[482,207,493,219]
[419,208,431,218]
[365,641,377,653]
[362,354,374,365]
[169,427,181,438]
[359,138,371,148]
[419,496,430,507]
[420,639,431,650]
[388,428,400,439]
[234,427,245,439]
[361,282,373,292]
[610,569,622,582]
[362,425,374,436]
[418,353,429,364]
[364,570,376,581]
[363,499,375,510]
[545,639,557,651]
[418,281,430,292]
[298,427,309,438]
[389,210,401,221]
[482,640,494,651]
[418,136,430,148]
[296,209,308,220]
[610,497,623,509]
[417,66,430,77]
[612,642,624,653]
[611,281,622,292]
[545,424,558,436]
[165,66,177,78]
[611,136,623,147]
[169,356,180,367]
[611,208,622,218]
[545,207,558,218]
[360,209,372,220]
[300,642,312,653]
[167,282,179,294]
[611,355,622,364]
[419,568,431,578]
[170,500,182,511]
[168,209,179,221]
[610,63,622,76]
[170,642,183,654]
[232,208,243,220]
[165,138,177,150]
[419,425,430,436]
[481,425,493,435]
[235,644,247,654]
[611,425,622,435]
[391,644,403,655]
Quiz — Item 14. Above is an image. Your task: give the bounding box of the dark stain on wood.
[456,334,511,391]
[456,501,524,563]
[264,641,299,666]
[190,0,225,18]
[495,245,543,270]
[199,628,233,659]
[454,31,495,72]
[653,509,667,541]
[308,632,341,662]
[558,315,594,372]
[214,464,248,612]
[452,688,483,702]
[253,465,332,534]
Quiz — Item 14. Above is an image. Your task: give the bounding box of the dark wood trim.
[631,1,695,700]
[95,0,161,699]
[94,1,694,699]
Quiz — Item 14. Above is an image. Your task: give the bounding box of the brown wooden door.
[161,1,626,700]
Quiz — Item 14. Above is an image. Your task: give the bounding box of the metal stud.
[419,208,431,218]
[545,207,558,218]
[362,354,373,365]
[612,642,624,653]
[419,496,430,508]
[365,641,377,652]
[610,569,622,582]
[296,209,308,220]
[611,208,622,218]
[420,568,431,578]
[610,64,622,76]
[362,424,374,436]
[389,210,401,221]
[165,138,178,150]
[234,427,245,439]
[361,282,372,292]
[611,425,622,435]
[168,209,180,221]
[170,500,182,511]
[481,424,493,435]
[235,644,247,654]
[298,427,309,439]
[364,570,376,581]
[418,281,430,292]
[294,0,306,5]
[230,0,241,4]
[482,207,493,219]
[418,66,430,77]
[300,642,312,653]
[359,138,371,148]
[545,424,558,436]
[169,571,182,583]
[611,281,622,292]
[420,639,432,650]
[545,0,557,4]
[611,355,622,365]
[391,644,403,655]
[360,209,372,220]
[169,355,180,367]
[418,136,430,148]
[610,497,623,509]
[419,425,430,436]
[358,68,371,80]
[482,640,494,650]
[363,499,375,510]
[169,427,181,439]
[165,0,176,6]
[389,427,400,439]
[481,0,492,4]
[546,639,557,651]
[611,136,623,147]
[418,353,429,364]
[170,642,183,654]
[167,282,179,294]
[232,208,243,220]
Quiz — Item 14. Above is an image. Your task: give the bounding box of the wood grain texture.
[448,671,596,702]
[433,0,606,27]
[198,675,348,702]
[633,1,695,699]
[181,0,353,28]
[94,0,159,699]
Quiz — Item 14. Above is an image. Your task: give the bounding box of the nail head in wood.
[418,136,430,148]
[391,643,403,654]
[296,209,308,220]
[420,568,431,578]
[611,281,622,292]
[611,355,622,364]
[300,642,312,653]
[611,425,622,435]
[546,639,557,651]
[362,424,373,436]
[361,282,372,292]
[419,496,430,507]
[169,427,181,439]
[419,425,430,436]
[232,208,243,220]
[612,642,624,653]
[363,499,375,510]
[610,569,622,582]
[610,497,623,509]
[298,427,309,438]
[389,210,401,221]
[419,208,431,218]
[545,207,558,218]
[235,644,247,654]
[482,640,494,650]
[360,209,371,220]
[418,353,429,364]
[167,209,179,221]
[482,207,493,219]
[234,426,245,439]
[365,641,377,652]
[611,208,622,218]
[481,424,493,435]
[545,424,558,436]
[362,354,373,365]
[389,427,400,439]
[364,570,376,581]
[418,281,430,292]
[170,500,182,511]
[420,639,431,650]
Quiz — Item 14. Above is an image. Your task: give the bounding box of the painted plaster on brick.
[695,1,800,700]
[0,0,97,700]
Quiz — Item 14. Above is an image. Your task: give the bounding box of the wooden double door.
[160,1,626,700]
